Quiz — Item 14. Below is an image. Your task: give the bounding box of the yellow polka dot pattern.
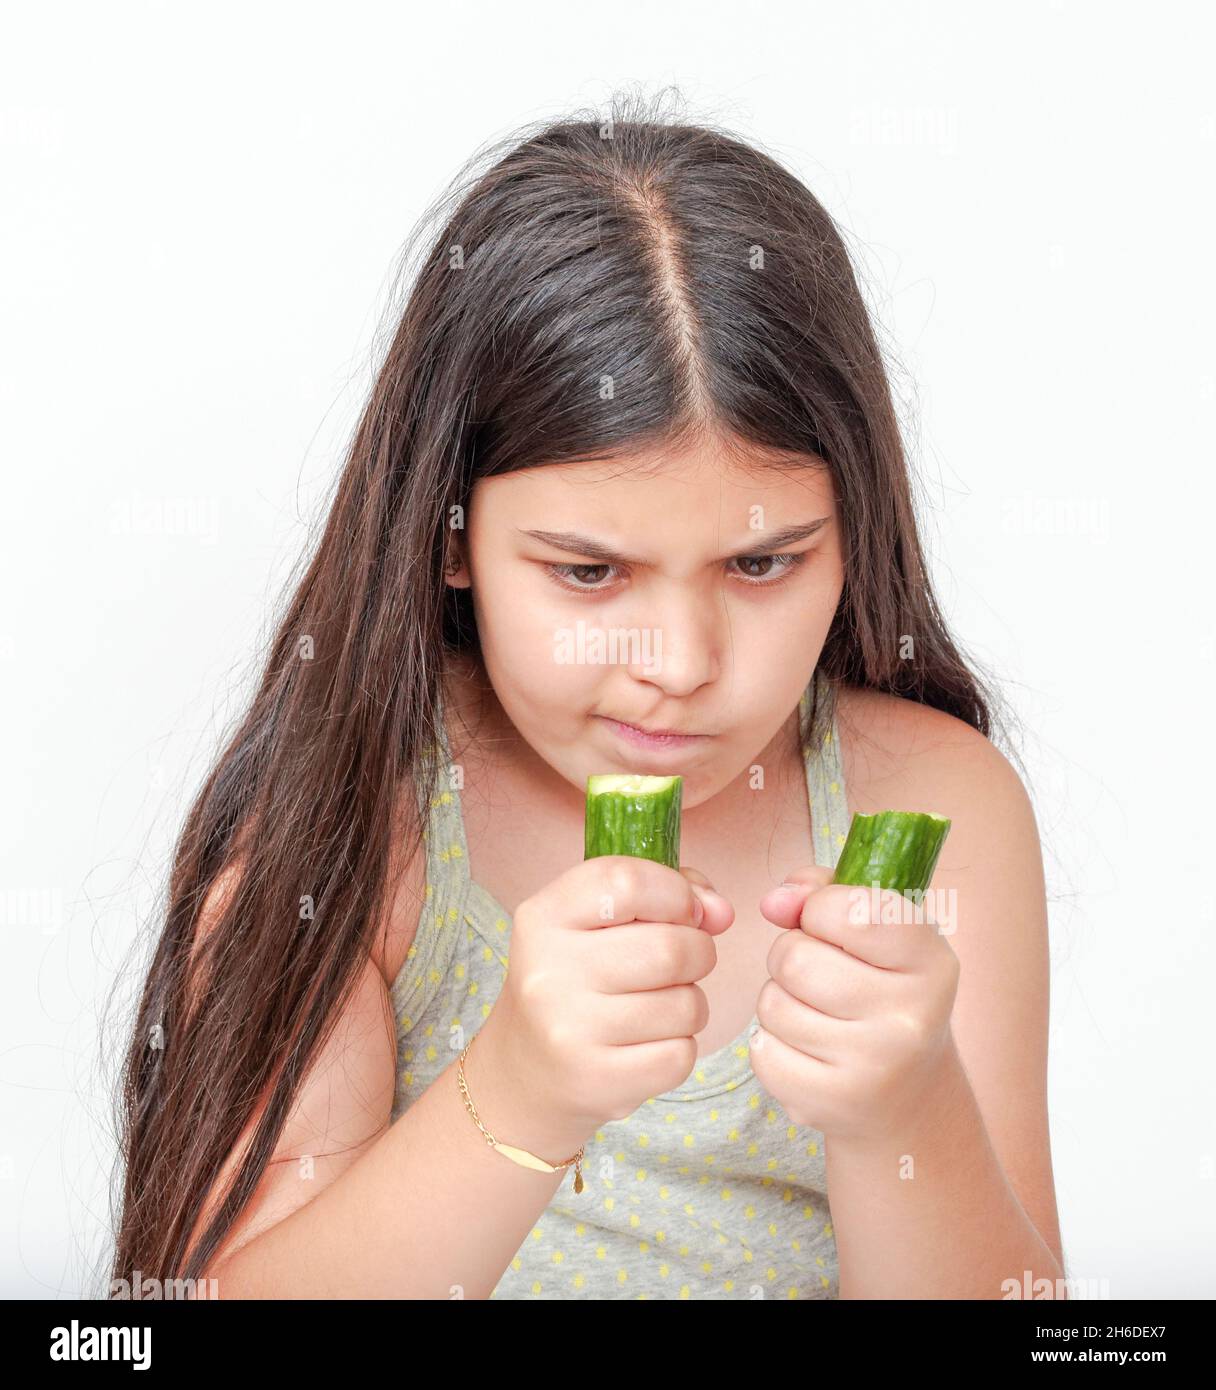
[389,669,851,1299]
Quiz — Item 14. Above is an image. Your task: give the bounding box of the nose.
[622,591,720,696]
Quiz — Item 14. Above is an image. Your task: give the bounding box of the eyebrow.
[516,518,831,567]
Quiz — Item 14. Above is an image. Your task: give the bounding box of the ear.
[443,535,471,589]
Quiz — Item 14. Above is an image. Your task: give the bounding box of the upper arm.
[185,953,397,1282]
[842,692,1064,1269]
[181,840,421,1282]
[918,722,1063,1269]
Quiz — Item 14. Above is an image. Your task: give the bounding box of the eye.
[544,552,807,594]
[545,562,620,592]
[730,552,807,586]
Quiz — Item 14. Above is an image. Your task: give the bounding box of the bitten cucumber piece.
[832,810,951,896]
[584,774,683,868]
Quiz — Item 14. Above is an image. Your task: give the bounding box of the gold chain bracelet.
[457,1034,585,1193]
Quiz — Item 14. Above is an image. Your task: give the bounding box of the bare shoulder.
[834,679,995,762]
[832,676,1044,908]
[833,680,1029,824]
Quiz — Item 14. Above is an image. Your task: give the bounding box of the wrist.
[460,1023,592,1163]
[830,1034,971,1158]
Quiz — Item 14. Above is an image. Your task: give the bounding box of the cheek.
[818,549,846,611]
[781,556,845,649]
[480,597,601,705]
[739,581,834,661]
[472,563,558,646]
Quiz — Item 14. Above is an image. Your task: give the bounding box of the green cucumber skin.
[833,811,950,895]
[584,777,683,868]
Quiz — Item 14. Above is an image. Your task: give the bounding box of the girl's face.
[445,438,845,810]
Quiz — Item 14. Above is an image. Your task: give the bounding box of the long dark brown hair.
[107,87,1015,1288]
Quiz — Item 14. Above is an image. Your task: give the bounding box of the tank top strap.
[799,668,852,872]
[390,689,468,1034]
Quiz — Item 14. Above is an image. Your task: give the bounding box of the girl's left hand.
[752,865,961,1144]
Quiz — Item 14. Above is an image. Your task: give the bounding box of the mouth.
[597,716,710,749]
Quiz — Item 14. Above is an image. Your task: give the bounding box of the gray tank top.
[390,668,852,1299]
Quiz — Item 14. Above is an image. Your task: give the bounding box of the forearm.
[207,1031,590,1299]
[825,1038,1065,1299]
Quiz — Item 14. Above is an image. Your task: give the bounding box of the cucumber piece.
[584,773,683,868]
[832,810,951,896]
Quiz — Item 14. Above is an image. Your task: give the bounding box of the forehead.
[474,438,835,519]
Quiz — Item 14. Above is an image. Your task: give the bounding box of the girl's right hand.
[472,856,734,1155]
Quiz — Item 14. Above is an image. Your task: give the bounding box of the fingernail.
[692,895,705,926]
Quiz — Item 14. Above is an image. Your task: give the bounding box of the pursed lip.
[619,721,696,736]
[600,716,708,739]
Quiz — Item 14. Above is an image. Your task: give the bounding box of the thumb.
[679,866,735,936]
[759,865,835,930]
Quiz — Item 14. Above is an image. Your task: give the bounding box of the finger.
[748,1022,844,1132]
[680,867,735,937]
[755,978,854,1063]
[767,931,874,1021]
[558,855,707,935]
[800,882,938,970]
[759,865,834,929]
[598,982,710,1045]
[592,922,718,992]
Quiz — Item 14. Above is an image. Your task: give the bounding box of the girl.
[110,92,1064,1300]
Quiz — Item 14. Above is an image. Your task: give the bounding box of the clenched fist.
[751,865,960,1144]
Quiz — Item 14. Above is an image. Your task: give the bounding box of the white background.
[2,0,1213,1299]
